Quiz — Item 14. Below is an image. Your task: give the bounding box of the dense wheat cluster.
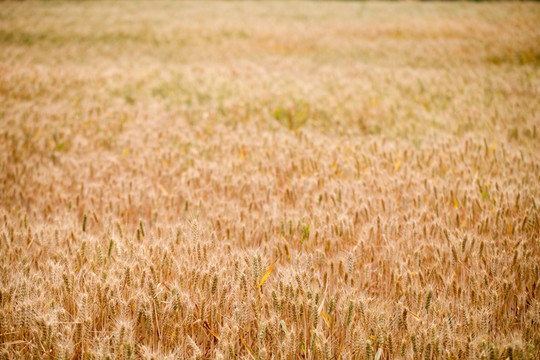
[1,1,539,359]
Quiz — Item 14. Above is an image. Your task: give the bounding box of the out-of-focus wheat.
[0,1,539,359]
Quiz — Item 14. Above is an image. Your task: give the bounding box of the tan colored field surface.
[1,1,539,359]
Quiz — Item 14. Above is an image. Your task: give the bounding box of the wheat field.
[0,1,539,359]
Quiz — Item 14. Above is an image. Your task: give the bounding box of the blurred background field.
[0,1,539,359]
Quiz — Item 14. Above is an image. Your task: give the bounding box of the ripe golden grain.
[1,1,539,359]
